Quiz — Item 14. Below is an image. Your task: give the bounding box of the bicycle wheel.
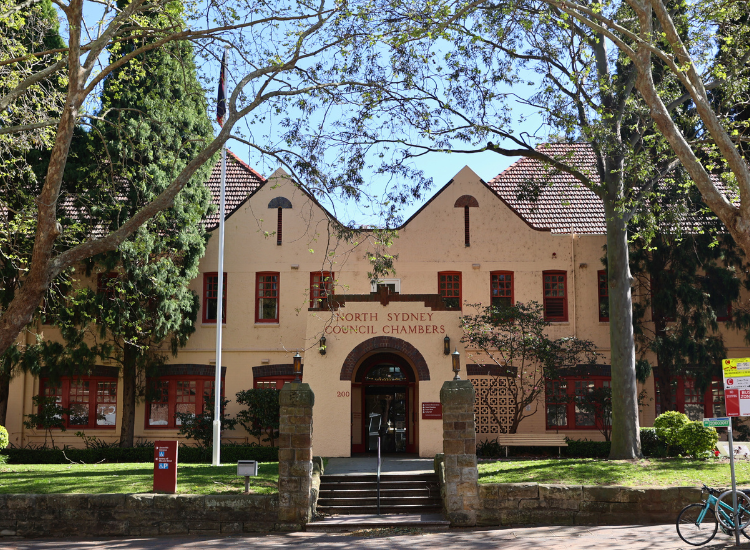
[716,490,750,531]
[677,503,718,546]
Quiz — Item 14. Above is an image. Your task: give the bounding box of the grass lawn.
[0,462,278,495]
[478,458,750,488]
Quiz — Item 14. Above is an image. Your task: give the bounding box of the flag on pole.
[217,51,227,126]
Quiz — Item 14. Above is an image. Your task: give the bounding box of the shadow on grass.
[0,462,279,495]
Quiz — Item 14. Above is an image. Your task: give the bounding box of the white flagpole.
[212,144,226,467]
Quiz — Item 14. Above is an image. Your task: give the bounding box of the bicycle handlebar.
[702,484,721,496]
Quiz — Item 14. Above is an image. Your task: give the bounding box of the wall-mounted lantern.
[443,335,451,355]
[319,335,327,355]
[451,348,461,381]
[293,352,302,383]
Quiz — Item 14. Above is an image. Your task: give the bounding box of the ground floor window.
[39,377,118,429]
[654,377,724,420]
[146,376,223,428]
[545,376,611,430]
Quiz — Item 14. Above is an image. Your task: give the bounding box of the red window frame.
[543,271,568,322]
[438,271,462,309]
[256,272,280,323]
[310,271,334,308]
[654,376,724,420]
[490,271,514,309]
[38,377,118,429]
[544,376,611,430]
[145,376,224,429]
[202,272,227,324]
[598,270,609,322]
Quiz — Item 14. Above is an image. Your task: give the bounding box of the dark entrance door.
[364,385,407,452]
[352,353,416,454]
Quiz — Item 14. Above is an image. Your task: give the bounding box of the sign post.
[153,441,178,494]
[721,357,750,547]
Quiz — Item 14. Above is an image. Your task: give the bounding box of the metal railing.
[377,435,381,515]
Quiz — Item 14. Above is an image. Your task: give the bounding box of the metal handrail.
[377,435,381,515]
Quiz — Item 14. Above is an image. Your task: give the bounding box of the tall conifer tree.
[50,4,216,446]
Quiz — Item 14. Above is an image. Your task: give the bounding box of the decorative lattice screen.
[469,376,513,435]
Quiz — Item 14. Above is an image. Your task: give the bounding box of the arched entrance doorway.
[353,354,416,454]
[342,337,429,455]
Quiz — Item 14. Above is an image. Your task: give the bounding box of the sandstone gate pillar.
[440,379,480,526]
[278,382,314,527]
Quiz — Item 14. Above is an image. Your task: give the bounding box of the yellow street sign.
[723,358,750,378]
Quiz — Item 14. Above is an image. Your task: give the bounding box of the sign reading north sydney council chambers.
[323,312,447,336]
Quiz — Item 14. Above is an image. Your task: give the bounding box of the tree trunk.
[119,344,138,448]
[605,203,642,459]
[0,371,10,427]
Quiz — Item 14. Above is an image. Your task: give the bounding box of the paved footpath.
[3,524,750,550]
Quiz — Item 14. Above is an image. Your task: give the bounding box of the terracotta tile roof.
[487,142,730,235]
[487,143,606,234]
[203,150,266,230]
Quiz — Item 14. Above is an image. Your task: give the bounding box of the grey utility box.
[237,460,259,476]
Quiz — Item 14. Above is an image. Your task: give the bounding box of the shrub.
[476,437,504,458]
[677,421,719,458]
[563,438,611,458]
[653,411,689,449]
[0,425,8,450]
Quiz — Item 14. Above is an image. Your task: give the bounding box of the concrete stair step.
[316,505,444,515]
[319,489,437,498]
[306,513,450,532]
[318,497,442,507]
[320,473,438,483]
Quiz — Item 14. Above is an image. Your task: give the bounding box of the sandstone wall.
[478,483,703,526]
[0,493,278,538]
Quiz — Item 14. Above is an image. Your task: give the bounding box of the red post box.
[153,441,178,493]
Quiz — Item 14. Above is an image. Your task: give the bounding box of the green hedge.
[1,444,278,465]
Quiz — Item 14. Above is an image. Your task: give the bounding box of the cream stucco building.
[4,145,745,456]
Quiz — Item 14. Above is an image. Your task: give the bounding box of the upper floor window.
[490,271,513,309]
[598,270,609,322]
[371,279,400,293]
[543,271,567,322]
[256,272,280,323]
[310,271,334,308]
[203,272,227,324]
[39,376,118,429]
[438,271,462,309]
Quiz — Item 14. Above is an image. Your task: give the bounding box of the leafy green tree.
[460,302,598,434]
[46,12,215,447]
[630,203,744,415]
[236,389,281,447]
[348,0,698,458]
[0,0,67,427]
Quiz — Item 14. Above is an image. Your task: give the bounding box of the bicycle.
[676,484,750,546]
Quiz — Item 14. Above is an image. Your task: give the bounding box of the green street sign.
[704,417,731,428]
